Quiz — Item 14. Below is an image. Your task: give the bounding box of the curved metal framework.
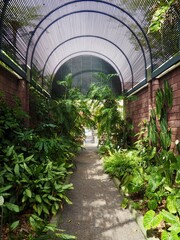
[4,0,179,95]
[40,10,149,89]
[41,35,133,89]
[50,51,124,90]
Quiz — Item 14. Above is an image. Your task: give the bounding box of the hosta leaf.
[10,220,20,230]
[161,210,178,224]
[5,202,20,212]
[143,210,155,230]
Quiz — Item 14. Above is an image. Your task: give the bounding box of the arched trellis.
[35,35,134,89]
[28,10,149,88]
[25,0,153,89]
[50,51,124,91]
[26,0,152,65]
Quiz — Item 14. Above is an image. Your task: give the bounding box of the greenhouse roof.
[0,0,179,95]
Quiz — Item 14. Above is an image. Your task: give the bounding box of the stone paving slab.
[56,144,146,240]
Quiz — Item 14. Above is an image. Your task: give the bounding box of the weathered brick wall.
[0,65,29,114]
[126,66,180,148]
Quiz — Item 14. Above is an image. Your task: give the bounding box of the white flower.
[175,139,179,145]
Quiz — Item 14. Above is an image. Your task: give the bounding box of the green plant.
[143,209,180,240]
[103,150,144,195]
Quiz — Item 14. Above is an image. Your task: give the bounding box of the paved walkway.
[56,143,145,240]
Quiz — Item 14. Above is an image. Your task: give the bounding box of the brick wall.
[0,65,29,114]
[126,86,149,134]
[126,66,180,148]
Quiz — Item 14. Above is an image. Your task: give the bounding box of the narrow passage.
[57,144,145,240]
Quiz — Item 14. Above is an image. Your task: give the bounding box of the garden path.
[54,143,145,240]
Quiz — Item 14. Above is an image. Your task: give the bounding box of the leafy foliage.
[0,90,84,239]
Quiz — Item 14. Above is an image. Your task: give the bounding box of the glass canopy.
[0,0,179,95]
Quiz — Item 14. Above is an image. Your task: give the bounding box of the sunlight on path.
[56,144,145,240]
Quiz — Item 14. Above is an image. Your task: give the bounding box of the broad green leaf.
[0,185,12,193]
[25,189,32,198]
[25,155,34,162]
[42,204,49,215]
[168,222,180,233]
[23,163,32,175]
[148,199,158,210]
[35,194,42,203]
[14,164,20,176]
[143,210,155,230]
[161,231,170,240]
[6,145,14,156]
[167,196,177,214]
[10,220,20,230]
[175,170,180,184]
[55,233,77,239]
[151,213,163,229]
[37,204,42,216]
[5,202,20,212]
[161,210,179,224]
[51,204,58,215]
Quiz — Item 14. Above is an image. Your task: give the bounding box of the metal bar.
[152,53,180,78]
[126,79,147,96]
[0,50,26,79]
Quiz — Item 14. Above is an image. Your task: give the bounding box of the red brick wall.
[0,65,29,114]
[126,86,149,134]
[126,66,180,148]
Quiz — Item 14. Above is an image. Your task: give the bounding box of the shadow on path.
[55,144,145,240]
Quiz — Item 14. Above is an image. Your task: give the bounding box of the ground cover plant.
[0,87,88,239]
[103,81,180,240]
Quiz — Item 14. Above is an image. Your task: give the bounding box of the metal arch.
[28,11,147,83]
[0,0,10,49]
[41,10,147,87]
[33,34,133,88]
[49,50,124,91]
[25,0,153,71]
[43,48,124,90]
